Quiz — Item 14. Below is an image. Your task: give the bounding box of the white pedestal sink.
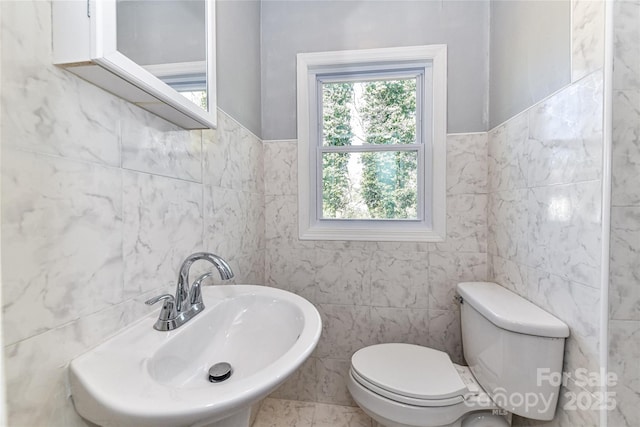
[69,285,322,427]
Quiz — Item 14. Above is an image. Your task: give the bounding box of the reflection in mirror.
[116,0,208,110]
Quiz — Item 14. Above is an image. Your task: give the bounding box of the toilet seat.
[350,369,465,407]
[351,343,468,406]
[348,343,503,427]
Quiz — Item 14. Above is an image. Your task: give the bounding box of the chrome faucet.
[145,252,234,331]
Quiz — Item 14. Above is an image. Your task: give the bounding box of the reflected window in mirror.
[116,0,208,110]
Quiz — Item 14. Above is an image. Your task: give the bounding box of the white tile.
[233,248,265,285]
[204,186,265,264]
[312,403,372,427]
[122,171,203,298]
[446,133,488,195]
[369,251,429,309]
[488,189,528,264]
[2,150,123,345]
[264,140,298,196]
[2,68,124,167]
[264,193,370,253]
[608,320,640,427]
[314,249,371,306]
[203,114,239,189]
[315,304,372,360]
[1,1,122,167]
[121,104,202,182]
[613,0,640,91]
[203,111,263,193]
[612,89,640,206]
[431,194,487,253]
[488,254,528,297]
[1,0,52,69]
[488,113,529,192]
[571,0,605,82]
[264,246,317,301]
[265,194,299,248]
[527,182,602,289]
[370,307,430,347]
[428,252,486,311]
[4,299,148,427]
[372,241,430,253]
[271,357,318,402]
[527,269,599,343]
[553,384,600,427]
[527,268,601,393]
[610,206,640,321]
[316,358,357,406]
[427,309,462,364]
[527,71,603,187]
[252,398,315,427]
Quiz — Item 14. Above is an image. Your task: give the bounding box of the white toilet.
[347,282,570,427]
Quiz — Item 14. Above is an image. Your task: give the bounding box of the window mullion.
[319,144,421,154]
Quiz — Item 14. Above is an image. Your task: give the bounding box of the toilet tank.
[457,282,569,421]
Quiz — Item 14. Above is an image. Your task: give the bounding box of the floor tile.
[312,403,373,427]
[252,398,316,427]
[252,398,375,427]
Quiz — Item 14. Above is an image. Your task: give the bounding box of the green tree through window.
[360,79,417,219]
[322,82,353,218]
[321,78,418,219]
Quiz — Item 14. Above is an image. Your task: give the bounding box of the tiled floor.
[252,398,375,427]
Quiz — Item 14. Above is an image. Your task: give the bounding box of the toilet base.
[348,368,510,427]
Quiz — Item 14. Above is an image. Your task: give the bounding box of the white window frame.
[297,45,447,242]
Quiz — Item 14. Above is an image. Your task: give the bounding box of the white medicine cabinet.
[52,0,217,129]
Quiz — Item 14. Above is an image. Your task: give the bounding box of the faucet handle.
[145,294,177,321]
[145,294,174,305]
[190,272,213,307]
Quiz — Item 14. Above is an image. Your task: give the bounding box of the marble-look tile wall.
[572,0,605,82]
[264,132,488,406]
[486,2,608,424]
[487,69,604,427]
[609,1,640,426]
[0,2,264,426]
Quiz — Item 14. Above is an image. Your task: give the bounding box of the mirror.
[52,0,216,129]
[116,0,209,111]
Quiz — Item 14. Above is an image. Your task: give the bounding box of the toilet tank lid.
[457,282,570,338]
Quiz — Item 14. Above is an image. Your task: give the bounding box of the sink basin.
[69,285,322,427]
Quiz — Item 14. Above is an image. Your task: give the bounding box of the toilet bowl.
[347,282,569,427]
[347,343,508,427]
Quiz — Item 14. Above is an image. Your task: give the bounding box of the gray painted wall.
[489,1,571,128]
[217,0,262,137]
[261,0,490,139]
[116,0,262,137]
[114,1,572,140]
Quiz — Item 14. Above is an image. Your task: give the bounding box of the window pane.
[322,79,417,147]
[322,82,354,147]
[322,151,418,220]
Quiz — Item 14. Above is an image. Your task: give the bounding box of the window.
[143,62,208,110]
[297,45,447,241]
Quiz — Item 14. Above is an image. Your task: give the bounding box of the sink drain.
[208,362,232,383]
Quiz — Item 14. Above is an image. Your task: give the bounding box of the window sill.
[299,222,446,242]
